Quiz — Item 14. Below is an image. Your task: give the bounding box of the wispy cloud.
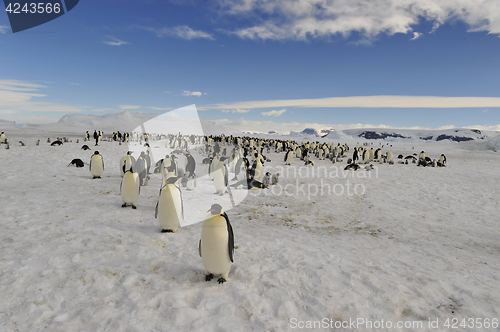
[222,109,251,113]
[103,36,130,46]
[201,96,500,110]
[0,79,86,114]
[0,25,9,34]
[410,32,423,40]
[119,105,141,110]
[141,25,214,40]
[218,0,500,41]
[183,90,205,97]
[262,109,287,117]
[0,109,17,115]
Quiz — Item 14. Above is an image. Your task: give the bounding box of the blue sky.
[1,0,500,132]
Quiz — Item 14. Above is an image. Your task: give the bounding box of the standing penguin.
[155,177,183,233]
[90,151,104,179]
[262,172,271,188]
[0,132,6,144]
[121,169,140,209]
[186,173,197,191]
[438,154,447,167]
[199,204,234,284]
[185,153,196,177]
[213,161,228,196]
[136,154,148,186]
[271,173,280,185]
[119,152,134,176]
[386,151,393,163]
[284,148,293,165]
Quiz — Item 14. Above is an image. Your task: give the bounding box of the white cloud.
[222,109,251,113]
[119,105,141,110]
[0,109,17,115]
[70,83,79,85]
[103,36,130,46]
[262,109,287,117]
[200,95,500,110]
[410,32,423,40]
[0,79,84,114]
[0,26,9,34]
[143,25,214,40]
[183,90,204,97]
[218,0,500,41]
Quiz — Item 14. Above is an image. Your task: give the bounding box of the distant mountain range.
[1,112,498,143]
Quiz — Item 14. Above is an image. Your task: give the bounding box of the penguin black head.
[208,204,223,215]
[94,151,100,155]
[166,176,180,184]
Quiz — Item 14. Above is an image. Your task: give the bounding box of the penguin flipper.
[155,201,159,218]
[199,240,202,258]
[224,165,229,187]
[222,213,234,263]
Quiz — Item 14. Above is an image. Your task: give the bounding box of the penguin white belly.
[387,151,393,162]
[121,173,139,206]
[237,166,247,182]
[187,178,196,190]
[213,168,226,195]
[157,185,182,232]
[201,218,232,277]
[90,156,104,177]
[254,162,263,181]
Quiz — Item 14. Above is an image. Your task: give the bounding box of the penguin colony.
[1,128,451,284]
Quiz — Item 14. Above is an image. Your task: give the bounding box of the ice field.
[1,129,500,332]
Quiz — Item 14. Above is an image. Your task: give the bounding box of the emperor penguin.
[90,151,104,179]
[252,158,263,181]
[419,151,426,160]
[284,148,293,166]
[232,157,248,181]
[209,154,220,180]
[0,132,6,144]
[121,169,140,209]
[262,172,271,188]
[438,154,447,167]
[369,148,375,161]
[213,161,228,196]
[271,173,280,185]
[386,151,393,163]
[119,152,134,176]
[186,173,197,191]
[185,153,196,177]
[199,204,234,284]
[155,177,183,233]
[136,154,148,186]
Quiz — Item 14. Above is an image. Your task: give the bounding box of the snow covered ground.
[1,129,500,332]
